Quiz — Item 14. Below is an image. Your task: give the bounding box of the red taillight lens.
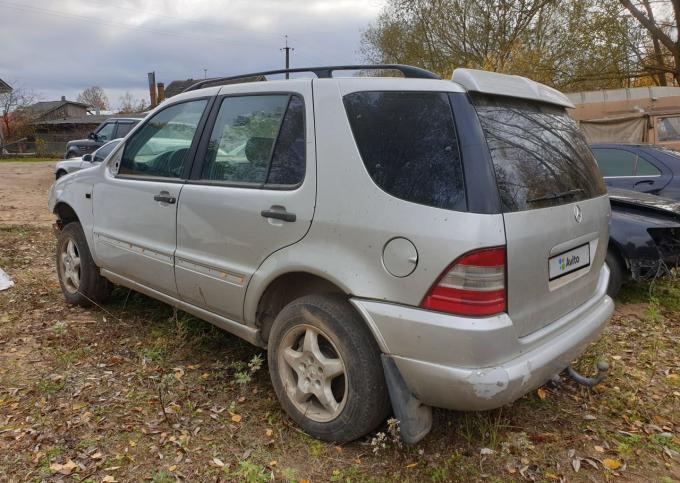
[421,247,506,316]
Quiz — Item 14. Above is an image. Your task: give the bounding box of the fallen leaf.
[50,459,78,475]
[265,428,273,437]
[168,465,177,472]
[405,463,417,468]
[480,447,494,455]
[537,387,547,400]
[231,414,242,423]
[572,458,581,472]
[102,476,117,482]
[603,458,622,470]
[594,445,605,453]
[212,457,225,467]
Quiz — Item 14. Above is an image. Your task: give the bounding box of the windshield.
[471,93,606,212]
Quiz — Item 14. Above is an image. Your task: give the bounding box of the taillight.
[421,247,506,316]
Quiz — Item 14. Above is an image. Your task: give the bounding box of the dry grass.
[0,225,678,482]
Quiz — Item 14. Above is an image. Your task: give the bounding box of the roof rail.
[182,64,440,93]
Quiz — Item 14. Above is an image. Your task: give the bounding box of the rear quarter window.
[343,91,466,211]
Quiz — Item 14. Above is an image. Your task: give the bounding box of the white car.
[55,139,122,179]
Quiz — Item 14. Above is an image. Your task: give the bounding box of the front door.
[174,81,315,322]
[92,98,210,296]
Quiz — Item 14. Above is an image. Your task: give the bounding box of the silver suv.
[48,65,614,443]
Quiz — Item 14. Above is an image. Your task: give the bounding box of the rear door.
[472,94,609,337]
[174,81,315,322]
[591,147,637,190]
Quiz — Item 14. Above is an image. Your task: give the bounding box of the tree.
[362,0,649,91]
[118,92,148,114]
[619,0,680,84]
[77,86,109,111]
[0,84,37,148]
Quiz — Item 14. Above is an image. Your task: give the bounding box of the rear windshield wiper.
[527,189,584,204]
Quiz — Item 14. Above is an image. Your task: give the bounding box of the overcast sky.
[0,0,385,109]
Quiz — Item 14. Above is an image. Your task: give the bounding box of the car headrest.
[245,137,273,166]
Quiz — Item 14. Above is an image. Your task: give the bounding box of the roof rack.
[182,64,440,93]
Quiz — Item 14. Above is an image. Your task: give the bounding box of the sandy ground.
[0,161,56,226]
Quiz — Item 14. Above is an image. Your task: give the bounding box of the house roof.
[28,99,89,116]
[0,78,11,94]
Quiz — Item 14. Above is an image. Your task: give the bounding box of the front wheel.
[56,222,111,306]
[268,294,390,443]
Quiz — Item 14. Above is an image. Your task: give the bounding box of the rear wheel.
[56,222,111,306]
[268,294,390,442]
[606,248,626,298]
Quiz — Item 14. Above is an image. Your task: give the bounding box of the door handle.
[261,206,296,222]
[634,179,654,187]
[153,192,176,204]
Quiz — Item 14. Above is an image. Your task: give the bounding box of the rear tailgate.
[471,93,610,337]
[503,197,609,336]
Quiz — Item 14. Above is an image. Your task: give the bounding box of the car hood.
[67,138,97,147]
[55,158,84,171]
[608,188,680,217]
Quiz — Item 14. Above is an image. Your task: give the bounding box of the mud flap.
[381,355,432,444]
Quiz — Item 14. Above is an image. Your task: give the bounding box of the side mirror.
[88,132,97,140]
[82,154,93,162]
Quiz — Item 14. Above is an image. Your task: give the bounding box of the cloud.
[0,0,385,108]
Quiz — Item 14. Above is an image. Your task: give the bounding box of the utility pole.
[203,68,207,79]
[281,35,294,79]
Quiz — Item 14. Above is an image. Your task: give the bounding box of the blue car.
[591,143,680,200]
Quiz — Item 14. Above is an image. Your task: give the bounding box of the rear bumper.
[351,265,614,411]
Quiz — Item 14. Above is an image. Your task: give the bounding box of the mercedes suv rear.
[49,65,613,444]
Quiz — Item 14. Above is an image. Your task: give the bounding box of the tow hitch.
[564,360,610,387]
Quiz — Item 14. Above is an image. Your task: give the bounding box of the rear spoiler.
[452,68,574,108]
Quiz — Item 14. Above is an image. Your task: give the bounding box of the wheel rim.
[60,238,81,294]
[278,316,348,423]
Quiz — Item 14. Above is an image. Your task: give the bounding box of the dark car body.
[64,117,141,158]
[607,188,680,294]
[591,143,680,200]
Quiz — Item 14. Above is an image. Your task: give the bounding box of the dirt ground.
[0,161,678,482]
[0,161,56,226]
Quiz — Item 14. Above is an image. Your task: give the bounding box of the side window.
[96,122,116,142]
[592,148,636,177]
[119,100,207,178]
[657,117,680,142]
[200,94,304,186]
[636,157,661,176]
[268,95,305,185]
[115,122,134,138]
[343,91,465,211]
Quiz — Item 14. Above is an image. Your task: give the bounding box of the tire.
[56,222,111,306]
[606,248,625,298]
[268,294,390,443]
[56,170,67,179]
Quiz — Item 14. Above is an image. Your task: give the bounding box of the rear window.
[343,91,466,211]
[471,93,606,212]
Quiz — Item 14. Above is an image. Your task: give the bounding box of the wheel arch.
[53,201,80,228]
[254,271,349,346]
